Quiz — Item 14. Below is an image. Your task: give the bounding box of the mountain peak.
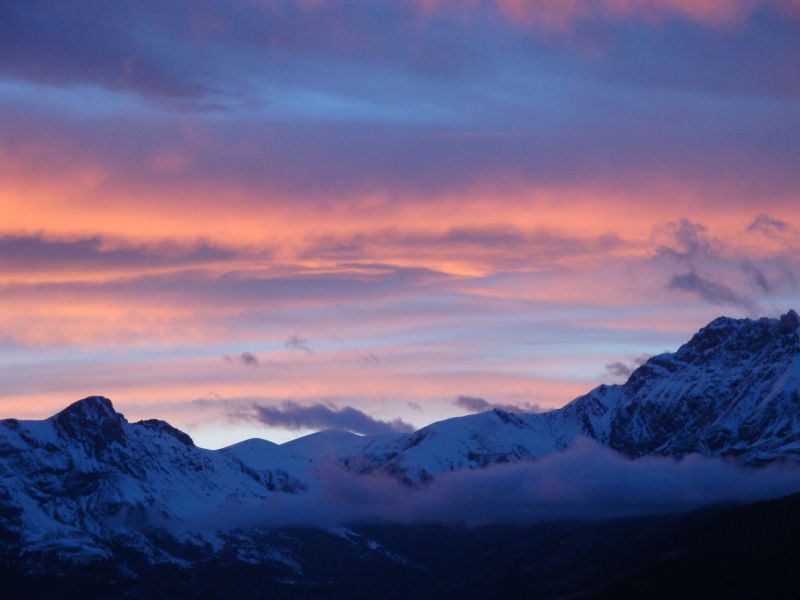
[779,309,800,334]
[51,396,126,452]
[57,395,117,419]
[673,311,800,365]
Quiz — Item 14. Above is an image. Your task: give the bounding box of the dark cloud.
[2,3,800,201]
[300,228,623,269]
[248,401,414,435]
[239,352,259,366]
[285,335,313,354]
[0,234,236,273]
[741,261,773,295]
[655,219,777,313]
[747,214,791,238]
[667,271,755,313]
[655,219,714,263]
[605,361,633,378]
[407,401,422,411]
[0,2,209,101]
[454,395,541,414]
[605,354,652,379]
[3,0,800,109]
[222,352,258,366]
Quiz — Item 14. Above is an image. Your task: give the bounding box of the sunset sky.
[1,0,799,448]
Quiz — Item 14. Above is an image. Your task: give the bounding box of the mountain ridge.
[297,309,800,484]
[1,309,799,569]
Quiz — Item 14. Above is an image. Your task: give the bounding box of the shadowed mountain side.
[4,493,800,599]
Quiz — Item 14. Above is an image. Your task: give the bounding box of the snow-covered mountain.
[0,397,315,561]
[1,310,799,565]
[304,310,800,484]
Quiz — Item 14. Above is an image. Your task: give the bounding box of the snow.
[1,310,799,564]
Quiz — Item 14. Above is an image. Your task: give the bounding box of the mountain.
[1,310,799,581]
[6,492,800,599]
[287,309,800,484]
[0,396,315,562]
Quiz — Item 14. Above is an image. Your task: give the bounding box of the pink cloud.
[417,0,766,28]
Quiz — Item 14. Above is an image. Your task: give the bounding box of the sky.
[1,0,799,448]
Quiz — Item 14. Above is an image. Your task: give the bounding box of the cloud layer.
[187,438,800,529]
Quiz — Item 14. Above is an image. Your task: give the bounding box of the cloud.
[239,351,259,366]
[655,219,714,263]
[741,261,773,295]
[247,401,414,435]
[188,438,800,530]
[667,270,755,313]
[285,335,313,354]
[418,0,773,28]
[605,354,652,379]
[358,352,381,367]
[605,361,633,378]
[0,234,236,274]
[222,352,259,367]
[300,227,624,271]
[747,214,791,238]
[654,218,788,313]
[454,395,541,414]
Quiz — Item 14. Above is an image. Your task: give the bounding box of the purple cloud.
[667,271,755,313]
[285,335,313,354]
[748,214,792,238]
[454,395,541,414]
[223,352,259,367]
[248,401,414,435]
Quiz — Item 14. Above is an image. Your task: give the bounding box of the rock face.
[1,310,799,564]
[565,311,800,460]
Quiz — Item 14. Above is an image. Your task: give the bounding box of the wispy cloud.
[285,335,313,354]
[454,395,541,414]
[223,352,259,367]
[0,234,237,274]
[653,218,798,314]
[605,354,652,379]
[667,271,755,313]
[747,214,791,238]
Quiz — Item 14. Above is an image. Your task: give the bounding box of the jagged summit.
[54,395,119,420]
[668,310,800,367]
[304,310,800,483]
[50,395,126,453]
[779,309,800,333]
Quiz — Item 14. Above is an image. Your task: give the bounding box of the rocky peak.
[51,396,126,453]
[779,309,800,334]
[679,316,746,355]
[673,311,800,366]
[135,419,195,447]
[56,396,118,421]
